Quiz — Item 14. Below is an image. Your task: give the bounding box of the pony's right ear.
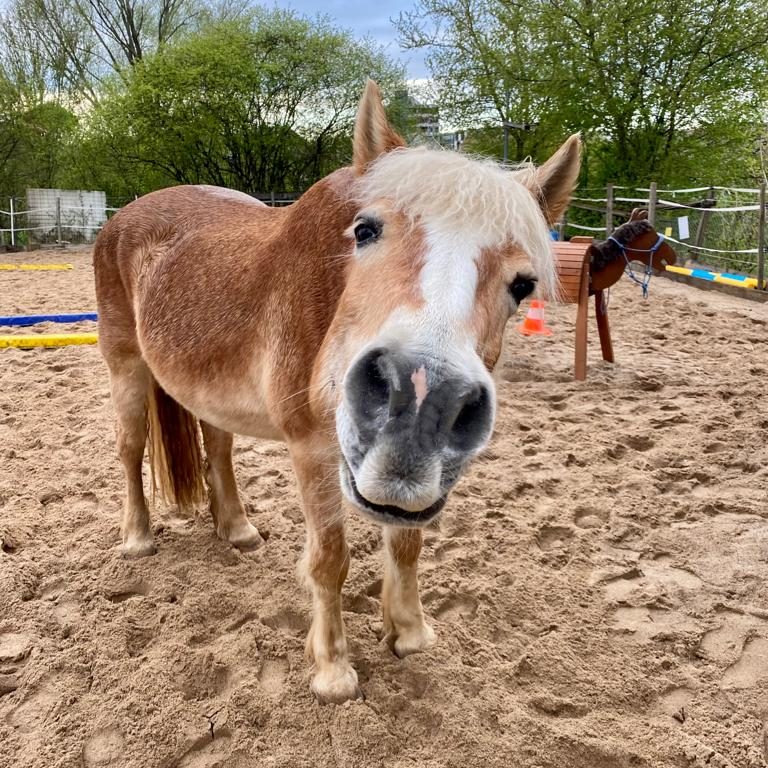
[353,80,406,174]
[514,134,582,226]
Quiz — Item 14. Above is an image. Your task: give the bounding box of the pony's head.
[318,81,580,527]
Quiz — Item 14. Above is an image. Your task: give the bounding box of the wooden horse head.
[589,208,677,292]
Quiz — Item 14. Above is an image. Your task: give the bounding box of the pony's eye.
[509,276,537,304]
[354,220,381,246]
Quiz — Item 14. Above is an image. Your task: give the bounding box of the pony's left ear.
[353,79,406,174]
[516,134,582,226]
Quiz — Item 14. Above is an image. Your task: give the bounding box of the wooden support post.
[758,181,766,291]
[648,182,657,228]
[558,214,566,241]
[605,183,614,237]
[573,253,590,381]
[594,290,614,363]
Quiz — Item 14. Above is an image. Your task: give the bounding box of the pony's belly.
[149,360,285,441]
[192,401,284,441]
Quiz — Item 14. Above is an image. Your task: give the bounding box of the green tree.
[72,10,404,196]
[1,0,211,101]
[0,62,78,199]
[399,0,768,186]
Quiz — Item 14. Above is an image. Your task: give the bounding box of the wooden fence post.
[605,183,614,236]
[694,186,716,261]
[648,182,657,228]
[758,181,766,290]
[559,212,568,241]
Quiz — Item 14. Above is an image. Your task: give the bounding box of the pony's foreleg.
[108,357,155,558]
[382,527,435,657]
[200,422,263,549]
[291,438,360,704]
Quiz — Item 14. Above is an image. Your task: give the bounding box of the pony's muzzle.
[345,347,493,452]
[340,347,493,521]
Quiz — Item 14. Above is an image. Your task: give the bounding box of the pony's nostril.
[449,385,492,452]
[346,348,391,421]
[365,353,390,403]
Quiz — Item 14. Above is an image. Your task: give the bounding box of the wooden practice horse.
[553,209,677,379]
[94,81,581,703]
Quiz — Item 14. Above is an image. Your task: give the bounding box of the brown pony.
[94,81,581,702]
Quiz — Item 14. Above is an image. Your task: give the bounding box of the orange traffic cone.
[516,299,553,336]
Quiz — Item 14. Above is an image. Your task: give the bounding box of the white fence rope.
[662,234,759,255]
[551,196,758,213]
[656,199,760,213]
[636,185,761,195]
[565,222,605,232]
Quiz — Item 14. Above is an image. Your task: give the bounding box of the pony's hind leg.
[382,527,435,657]
[109,357,155,558]
[200,421,263,549]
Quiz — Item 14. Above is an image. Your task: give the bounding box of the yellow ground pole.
[0,264,74,271]
[0,333,98,349]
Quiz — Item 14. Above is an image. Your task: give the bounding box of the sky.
[279,0,430,79]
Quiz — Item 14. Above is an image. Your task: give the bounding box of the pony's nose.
[344,348,493,453]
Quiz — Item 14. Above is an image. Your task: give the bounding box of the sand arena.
[1,246,767,767]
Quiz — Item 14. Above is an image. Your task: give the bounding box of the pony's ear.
[515,134,581,226]
[353,79,406,174]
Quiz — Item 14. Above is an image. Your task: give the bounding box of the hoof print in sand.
[721,636,768,689]
[0,632,33,664]
[699,609,759,663]
[655,686,695,724]
[106,579,151,604]
[574,506,610,529]
[225,612,258,633]
[612,606,699,643]
[433,539,465,562]
[261,609,308,637]
[529,693,589,718]
[435,594,478,623]
[536,525,574,552]
[83,728,126,767]
[173,728,233,768]
[258,657,289,696]
[602,557,702,603]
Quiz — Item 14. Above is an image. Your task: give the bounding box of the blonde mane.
[355,147,558,299]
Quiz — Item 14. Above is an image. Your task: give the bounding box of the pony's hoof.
[121,536,156,558]
[387,622,436,658]
[311,664,363,704]
[216,519,264,551]
[222,520,264,551]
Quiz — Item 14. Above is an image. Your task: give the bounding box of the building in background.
[391,89,464,151]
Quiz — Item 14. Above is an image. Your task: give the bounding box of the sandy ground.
[1,246,767,768]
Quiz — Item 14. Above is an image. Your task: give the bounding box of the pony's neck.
[254,168,358,416]
[280,167,358,260]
